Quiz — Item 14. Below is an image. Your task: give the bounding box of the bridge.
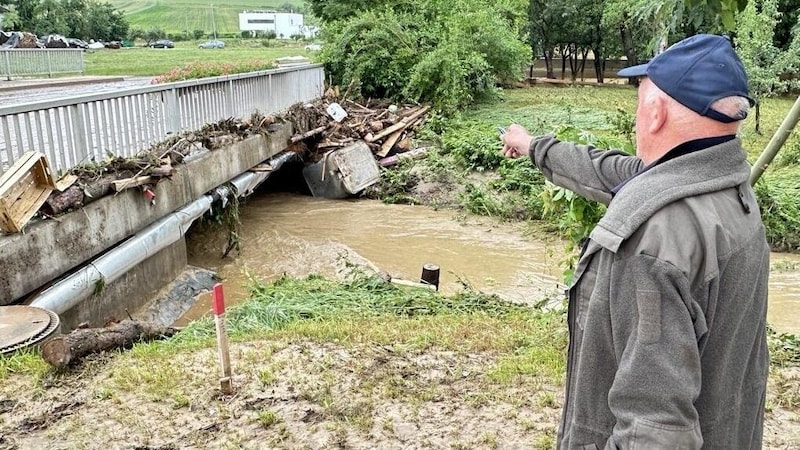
[0,65,324,331]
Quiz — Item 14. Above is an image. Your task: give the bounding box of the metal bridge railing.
[1,48,85,80]
[0,64,325,176]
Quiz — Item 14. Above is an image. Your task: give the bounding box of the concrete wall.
[0,123,294,317]
[60,240,187,329]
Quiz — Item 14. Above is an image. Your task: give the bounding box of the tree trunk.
[593,47,604,84]
[755,102,761,135]
[579,47,589,81]
[41,320,178,369]
[42,185,84,216]
[544,47,555,78]
[619,18,639,86]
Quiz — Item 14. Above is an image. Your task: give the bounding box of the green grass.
[83,39,320,76]
[109,0,308,36]
[481,85,800,163]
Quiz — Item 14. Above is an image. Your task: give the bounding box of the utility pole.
[211,4,217,40]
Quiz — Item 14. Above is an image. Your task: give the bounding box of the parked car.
[148,39,174,48]
[304,42,323,51]
[198,40,225,49]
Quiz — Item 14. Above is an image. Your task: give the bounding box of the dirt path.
[0,340,797,449]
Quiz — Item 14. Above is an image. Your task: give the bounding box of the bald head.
[634,78,747,164]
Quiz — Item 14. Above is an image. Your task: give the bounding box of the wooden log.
[290,125,327,143]
[82,182,113,205]
[41,320,178,369]
[112,176,153,192]
[376,128,405,158]
[379,146,430,167]
[41,185,84,216]
[149,164,174,178]
[365,106,430,143]
[390,278,436,291]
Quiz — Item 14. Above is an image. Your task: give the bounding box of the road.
[0,76,154,106]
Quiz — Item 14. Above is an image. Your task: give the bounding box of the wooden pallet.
[0,151,57,233]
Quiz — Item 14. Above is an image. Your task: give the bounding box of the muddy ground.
[0,339,798,450]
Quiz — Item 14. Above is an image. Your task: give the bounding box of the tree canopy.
[0,0,129,41]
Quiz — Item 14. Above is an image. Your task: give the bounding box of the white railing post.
[3,51,11,81]
[164,88,181,135]
[69,103,88,166]
[225,80,235,117]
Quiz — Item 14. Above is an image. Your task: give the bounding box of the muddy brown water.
[184,192,800,335]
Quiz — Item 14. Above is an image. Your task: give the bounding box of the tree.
[736,0,786,133]
[322,0,530,109]
[307,0,396,23]
[1,0,128,40]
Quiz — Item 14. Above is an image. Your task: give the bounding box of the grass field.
[109,0,308,36]
[83,39,320,76]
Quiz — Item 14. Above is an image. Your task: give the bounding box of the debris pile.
[1,93,432,232]
[285,87,431,164]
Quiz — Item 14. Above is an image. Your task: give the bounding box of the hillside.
[109,0,308,36]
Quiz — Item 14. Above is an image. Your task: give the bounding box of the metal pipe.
[30,196,213,315]
[30,151,299,315]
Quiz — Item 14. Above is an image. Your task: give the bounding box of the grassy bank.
[0,274,797,448]
[83,39,318,76]
[0,275,570,449]
[370,85,800,253]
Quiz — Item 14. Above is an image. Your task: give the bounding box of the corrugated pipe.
[30,151,300,315]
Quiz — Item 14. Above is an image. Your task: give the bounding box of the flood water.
[185,192,800,335]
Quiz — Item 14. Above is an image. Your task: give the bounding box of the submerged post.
[420,263,440,291]
[212,283,233,394]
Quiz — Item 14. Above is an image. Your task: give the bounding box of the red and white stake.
[212,283,233,394]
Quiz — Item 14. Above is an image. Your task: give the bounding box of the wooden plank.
[365,106,430,143]
[55,174,79,192]
[0,151,57,233]
[0,152,39,195]
[112,176,153,192]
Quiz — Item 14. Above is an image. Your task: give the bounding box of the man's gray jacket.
[528,136,769,449]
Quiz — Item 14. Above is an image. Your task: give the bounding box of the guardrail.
[0,64,325,176]
[1,48,85,80]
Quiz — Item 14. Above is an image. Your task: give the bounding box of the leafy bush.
[321,1,530,110]
[755,170,800,252]
[151,61,276,84]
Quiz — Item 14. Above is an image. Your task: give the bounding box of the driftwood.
[289,97,432,162]
[366,106,430,143]
[42,185,84,215]
[290,125,327,143]
[41,320,178,369]
[111,176,154,192]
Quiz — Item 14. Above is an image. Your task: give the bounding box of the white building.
[239,11,305,39]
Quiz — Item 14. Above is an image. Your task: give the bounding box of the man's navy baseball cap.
[617,34,754,123]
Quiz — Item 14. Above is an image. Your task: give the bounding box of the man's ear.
[648,95,668,134]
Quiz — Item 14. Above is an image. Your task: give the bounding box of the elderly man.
[501,34,769,449]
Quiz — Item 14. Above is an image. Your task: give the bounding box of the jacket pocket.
[632,419,702,449]
[574,263,598,331]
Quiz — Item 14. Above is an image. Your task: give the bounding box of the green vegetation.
[108,0,307,36]
[83,40,315,76]
[372,84,800,266]
[319,0,530,110]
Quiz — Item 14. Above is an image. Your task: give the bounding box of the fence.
[1,48,85,80]
[0,64,325,176]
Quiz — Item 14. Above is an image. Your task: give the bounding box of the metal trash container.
[302,141,381,199]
